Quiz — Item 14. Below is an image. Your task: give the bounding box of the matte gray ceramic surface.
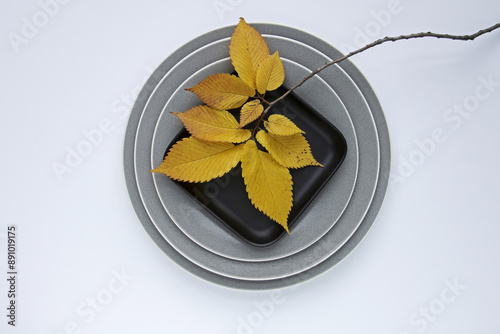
[124,23,390,288]
[133,44,379,280]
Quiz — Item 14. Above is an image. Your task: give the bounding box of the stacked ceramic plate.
[123,23,391,290]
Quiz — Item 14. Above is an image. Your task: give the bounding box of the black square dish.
[164,87,347,246]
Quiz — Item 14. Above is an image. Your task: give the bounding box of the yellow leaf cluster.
[151,18,322,232]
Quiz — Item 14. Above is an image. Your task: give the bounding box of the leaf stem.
[257,94,270,105]
[261,23,500,115]
[251,109,268,138]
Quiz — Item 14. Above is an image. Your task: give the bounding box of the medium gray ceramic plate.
[151,56,359,262]
[138,35,358,263]
[124,23,390,286]
[133,33,378,280]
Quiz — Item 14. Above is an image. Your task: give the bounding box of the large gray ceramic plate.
[133,42,378,280]
[124,23,390,287]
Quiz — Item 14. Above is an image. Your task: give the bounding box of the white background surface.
[1,0,499,333]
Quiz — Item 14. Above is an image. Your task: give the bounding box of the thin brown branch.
[256,93,271,105]
[251,109,267,138]
[262,22,500,115]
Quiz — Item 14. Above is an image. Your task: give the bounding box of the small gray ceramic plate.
[124,23,390,287]
[133,43,379,280]
[151,56,359,262]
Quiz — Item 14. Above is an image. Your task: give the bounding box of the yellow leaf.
[255,52,285,94]
[239,100,264,128]
[241,140,292,231]
[151,137,244,183]
[173,105,251,143]
[264,114,305,136]
[256,130,323,169]
[186,73,254,110]
[229,18,270,90]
